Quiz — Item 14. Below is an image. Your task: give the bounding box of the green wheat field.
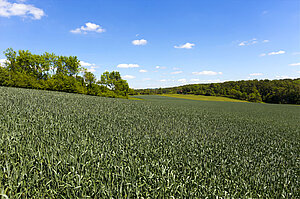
[0,87,299,198]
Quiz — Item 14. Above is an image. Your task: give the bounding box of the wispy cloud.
[289,63,300,66]
[132,39,147,45]
[260,50,285,56]
[117,64,139,68]
[268,50,285,55]
[0,0,45,19]
[171,71,183,74]
[249,73,263,76]
[139,69,147,73]
[122,75,135,79]
[192,71,223,75]
[239,38,258,46]
[70,22,105,34]
[238,38,269,46]
[174,42,195,49]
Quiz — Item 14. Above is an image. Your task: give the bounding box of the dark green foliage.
[0,87,299,198]
[136,79,300,104]
[100,71,129,97]
[0,48,129,98]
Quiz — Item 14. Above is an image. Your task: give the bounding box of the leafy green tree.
[100,71,129,97]
[84,71,96,86]
[4,48,17,71]
[100,71,121,89]
[1,48,132,99]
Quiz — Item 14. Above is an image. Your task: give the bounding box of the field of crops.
[0,87,299,198]
[160,94,247,102]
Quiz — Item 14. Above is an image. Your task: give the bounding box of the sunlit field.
[160,94,248,102]
[0,87,299,198]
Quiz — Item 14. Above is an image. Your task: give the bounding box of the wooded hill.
[0,48,132,98]
[136,78,300,104]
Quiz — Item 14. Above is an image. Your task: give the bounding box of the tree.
[1,48,132,99]
[99,71,129,97]
[66,56,81,76]
[100,71,121,90]
[4,48,17,71]
[84,71,96,86]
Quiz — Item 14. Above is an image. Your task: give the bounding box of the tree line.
[0,48,133,98]
[136,79,300,104]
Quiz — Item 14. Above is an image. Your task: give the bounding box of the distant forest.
[136,79,300,104]
[0,48,132,98]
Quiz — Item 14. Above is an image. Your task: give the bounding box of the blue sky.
[0,0,299,88]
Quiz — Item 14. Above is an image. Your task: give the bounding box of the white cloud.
[192,71,223,75]
[155,65,166,69]
[297,71,300,74]
[132,39,147,46]
[238,38,270,46]
[289,63,300,66]
[260,50,286,57]
[178,78,187,83]
[238,42,246,46]
[159,79,167,82]
[171,71,183,74]
[293,52,300,55]
[70,28,81,34]
[80,61,93,67]
[0,0,45,19]
[122,75,135,79]
[238,38,258,46]
[268,50,285,55]
[174,42,195,49]
[117,64,139,68]
[172,67,180,70]
[249,73,263,76]
[139,69,147,73]
[79,61,98,72]
[70,22,105,34]
[0,58,7,66]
